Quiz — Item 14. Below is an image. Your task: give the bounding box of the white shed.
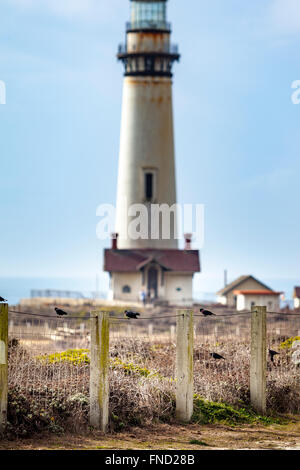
[234,290,281,312]
[217,275,276,308]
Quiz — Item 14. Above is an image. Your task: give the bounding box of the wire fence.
[3,306,300,434]
[8,313,91,423]
[266,312,300,413]
[194,313,251,405]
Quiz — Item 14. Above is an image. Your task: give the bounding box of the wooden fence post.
[170,325,175,341]
[175,309,194,422]
[250,305,267,414]
[0,304,8,434]
[127,324,132,337]
[90,311,110,432]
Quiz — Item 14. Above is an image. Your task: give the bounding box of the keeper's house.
[104,236,200,305]
[217,275,281,311]
[293,287,300,310]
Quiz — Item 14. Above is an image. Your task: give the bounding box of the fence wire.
[7,311,179,428]
[8,312,91,424]
[194,313,251,405]
[6,308,300,431]
[266,312,300,413]
[108,318,177,424]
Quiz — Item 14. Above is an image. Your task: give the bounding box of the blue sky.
[0,0,300,296]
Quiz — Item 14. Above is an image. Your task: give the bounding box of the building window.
[145,173,153,201]
[143,168,157,202]
[143,167,159,202]
[122,285,131,293]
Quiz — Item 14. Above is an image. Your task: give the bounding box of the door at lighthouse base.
[148,267,158,299]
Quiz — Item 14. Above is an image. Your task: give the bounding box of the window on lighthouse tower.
[143,169,157,202]
[145,173,153,201]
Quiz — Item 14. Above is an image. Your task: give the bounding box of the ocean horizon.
[0,277,108,306]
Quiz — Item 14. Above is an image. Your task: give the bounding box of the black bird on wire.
[200,308,215,317]
[210,352,225,360]
[125,310,141,320]
[269,349,279,363]
[0,296,7,302]
[55,307,68,317]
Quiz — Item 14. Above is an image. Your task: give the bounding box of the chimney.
[111,233,119,250]
[224,269,228,287]
[184,233,192,250]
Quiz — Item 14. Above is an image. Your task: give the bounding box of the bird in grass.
[200,308,215,317]
[269,349,279,363]
[125,310,141,320]
[0,296,7,302]
[210,352,225,360]
[55,307,68,317]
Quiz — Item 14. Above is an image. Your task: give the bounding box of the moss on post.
[90,311,110,432]
[0,303,8,434]
[250,305,267,414]
[175,309,194,422]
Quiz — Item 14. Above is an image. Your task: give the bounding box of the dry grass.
[6,311,300,438]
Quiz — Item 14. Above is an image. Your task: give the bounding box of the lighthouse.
[104,0,200,305]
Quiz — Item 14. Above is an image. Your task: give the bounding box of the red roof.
[234,290,282,296]
[104,249,200,273]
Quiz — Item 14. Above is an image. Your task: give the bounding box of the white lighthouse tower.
[115,0,179,250]
[104,0,200,304]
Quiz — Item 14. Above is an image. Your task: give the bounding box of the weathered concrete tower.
[104,0,200,304]
[115,0,180,249]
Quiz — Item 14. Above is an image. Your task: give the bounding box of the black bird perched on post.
[55,307,68,317]
[125,310,141,320]
[200,308,215,317]
[210,352,225,360]
[269,349,279,363]
[0,296,7,302]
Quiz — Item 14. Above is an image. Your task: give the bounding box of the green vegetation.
[189,439,209,446]
[36,349,164,379]
[192,395,283,426]
[7,387,70,437]
[37,349,90,365]
[280,337,300,350]
[111,357,161,378]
